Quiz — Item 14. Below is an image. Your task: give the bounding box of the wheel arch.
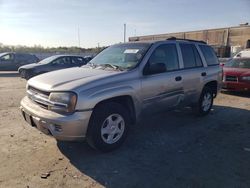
[204,80,218,97]
[92,95,137,124]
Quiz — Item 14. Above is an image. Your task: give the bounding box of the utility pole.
[124,23,126,43]
[77,26,81,48]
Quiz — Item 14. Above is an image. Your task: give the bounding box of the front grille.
[27,86,50,109]
[225,75,238,82]
[28,86,50,96]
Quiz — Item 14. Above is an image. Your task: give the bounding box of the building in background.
[129,24,250,57]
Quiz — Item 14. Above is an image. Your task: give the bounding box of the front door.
[141,44,184,113]
[0,53,15,70]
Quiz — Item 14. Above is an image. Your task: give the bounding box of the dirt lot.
[0,72,250,188]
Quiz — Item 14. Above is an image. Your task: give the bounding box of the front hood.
[28,67,120,91]
[223,67,250,76]
[19,63,43,70]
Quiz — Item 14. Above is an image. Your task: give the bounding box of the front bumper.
[222,81,250,91]
[20,96,92,141]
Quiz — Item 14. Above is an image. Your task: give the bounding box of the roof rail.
[167,37,207,44]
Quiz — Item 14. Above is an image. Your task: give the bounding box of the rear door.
[177,42,207,104]
[15,53,31,67]
[141,43,184,113]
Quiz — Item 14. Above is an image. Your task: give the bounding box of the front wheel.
[194,86,214,116]
[86,102,129,152]
[20,70,33,80]
[19,69,26,78]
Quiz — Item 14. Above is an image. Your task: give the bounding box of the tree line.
[0,43,105,54]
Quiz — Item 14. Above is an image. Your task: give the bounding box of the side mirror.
[144,63,166,75]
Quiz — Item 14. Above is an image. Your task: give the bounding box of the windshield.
[89,43,151,70]
[0,52,8,58]
[225,58,250,69]
[38,55,59,64]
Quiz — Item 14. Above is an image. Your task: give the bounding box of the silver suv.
[20,38,222,151]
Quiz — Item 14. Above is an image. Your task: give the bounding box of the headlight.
[48,92,77,113]
[241,76,250,81]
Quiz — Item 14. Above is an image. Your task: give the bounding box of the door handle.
[175,76,182,81]
[201,72,207,77]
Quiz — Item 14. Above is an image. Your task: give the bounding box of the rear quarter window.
[199,45,219,66]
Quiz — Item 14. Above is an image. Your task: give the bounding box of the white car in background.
[234,49,250,58]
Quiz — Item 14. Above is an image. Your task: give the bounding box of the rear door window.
[199,45,219,66]
[52,57,71,65]
[180,43,203,68]
[71,57,86,65]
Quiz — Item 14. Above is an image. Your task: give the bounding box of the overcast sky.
[0,0,249,48]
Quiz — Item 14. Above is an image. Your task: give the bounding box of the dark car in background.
[18,55,89,79]
[222,58,250,91]
[0,52,39,71]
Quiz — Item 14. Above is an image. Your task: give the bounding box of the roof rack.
[166,37,207,44]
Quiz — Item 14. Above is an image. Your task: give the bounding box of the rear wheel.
[86,102,129,152]
[194,86,214,116]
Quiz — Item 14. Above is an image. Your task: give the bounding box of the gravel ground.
[0,72,250,188]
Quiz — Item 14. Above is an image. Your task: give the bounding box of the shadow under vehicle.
[57,104,250,188]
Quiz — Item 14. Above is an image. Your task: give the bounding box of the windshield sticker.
[124,49,139,54]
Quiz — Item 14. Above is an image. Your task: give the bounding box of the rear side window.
[180,43,203,68]
[71,57,86,65]
[16,54,28,61]
[199,45,219,66]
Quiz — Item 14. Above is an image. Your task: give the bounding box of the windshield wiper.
[86,63,126,71]
[99,63,125,71]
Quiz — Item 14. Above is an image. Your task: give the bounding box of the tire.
[86,102,130,152]
[25,72,32,80]
[20,69,32,80]
[19,69,26,78]
[194,86,214,116]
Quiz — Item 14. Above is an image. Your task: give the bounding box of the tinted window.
[52,57,71,65]
[193,46,203,66]
[180,43,203,68]
[71,57,86,65]
[15,54,38,63]
[148,44,179,72]
[199,45,219,66]
[225,58,250,69]
[16,54,28,61]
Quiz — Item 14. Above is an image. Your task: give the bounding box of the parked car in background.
[219,58,232,67]
[234,49,250,58]
[222,58,250,91]
[20,38,222,151]
[0,52,39,71]
[84,55,93,62]
[18,55,89,79]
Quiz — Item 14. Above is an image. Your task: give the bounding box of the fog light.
[54,125,62,132]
